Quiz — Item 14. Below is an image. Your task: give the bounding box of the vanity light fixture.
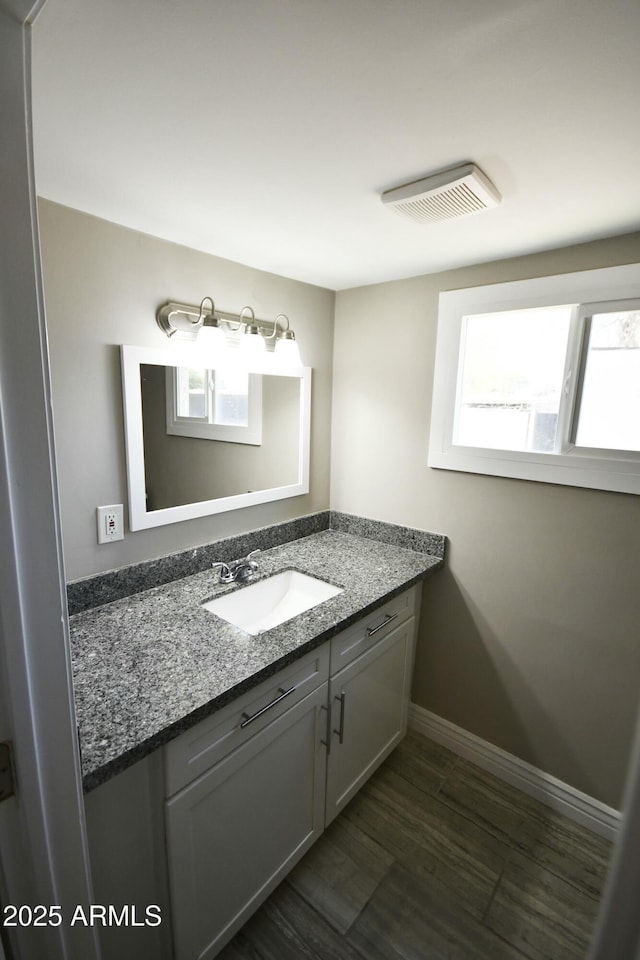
[273,316,302,367]
[155,299,303,367]
[196,296,228,359]
[239,306,267,356]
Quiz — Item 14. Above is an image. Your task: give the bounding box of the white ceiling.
[32,0,640,291]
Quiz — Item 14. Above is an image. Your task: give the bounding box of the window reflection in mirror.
[165,367,263,445]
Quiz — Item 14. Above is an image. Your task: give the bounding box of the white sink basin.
[202,570,343,635]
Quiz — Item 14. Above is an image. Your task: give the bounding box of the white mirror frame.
[121,344,311,530]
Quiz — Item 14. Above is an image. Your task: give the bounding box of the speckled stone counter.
[70,527,443,791]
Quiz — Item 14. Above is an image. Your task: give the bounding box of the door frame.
[0,2,99,957]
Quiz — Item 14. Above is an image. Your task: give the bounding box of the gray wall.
[331,231,640,809]
[40,195,640,808]
[39,200,334,580]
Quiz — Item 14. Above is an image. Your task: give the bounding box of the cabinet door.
[166,682,328,960]
[325,617,415,826]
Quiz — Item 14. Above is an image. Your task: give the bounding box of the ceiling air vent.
[381,163,501,224]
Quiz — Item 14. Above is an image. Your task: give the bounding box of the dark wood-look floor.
[219,732,613,960]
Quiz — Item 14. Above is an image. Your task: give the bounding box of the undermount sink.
[202,570,343,635]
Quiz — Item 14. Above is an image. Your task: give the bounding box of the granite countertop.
[70,529,442,790]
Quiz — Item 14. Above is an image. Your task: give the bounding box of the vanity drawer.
[164,643,330,796]
[329,586,418,676]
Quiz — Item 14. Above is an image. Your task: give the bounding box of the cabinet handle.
[333,693,346,744]
[240,686,295,728]
[320,703,332,755]
[366,612,398,637]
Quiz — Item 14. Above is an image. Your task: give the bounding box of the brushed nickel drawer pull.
[240,686,295,728]
[366,612,398,637]
[333,692,346,744]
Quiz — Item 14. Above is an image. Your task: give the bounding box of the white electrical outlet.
[97,504,124,544]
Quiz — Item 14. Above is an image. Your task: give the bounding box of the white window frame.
[165,367,263,445]
[428,263,640,495]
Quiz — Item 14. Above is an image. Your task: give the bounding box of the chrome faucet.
[229,550,260,583]
[212,550,260,584]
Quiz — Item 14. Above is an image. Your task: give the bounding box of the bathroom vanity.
[165,586,418,959]
[70,522,443,960]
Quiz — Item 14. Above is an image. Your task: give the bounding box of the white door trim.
[0,4,99,958]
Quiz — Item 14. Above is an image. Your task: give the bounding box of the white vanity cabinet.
[163,585,419,960]
[325,611,417,824]
[324,586,418,824]
[164,646,330,960]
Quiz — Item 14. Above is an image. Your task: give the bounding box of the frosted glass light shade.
[274,336,302,367]
[198,323,228,365]
[241,327,267,355]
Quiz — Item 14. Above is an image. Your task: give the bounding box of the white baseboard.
[408,703,621,842]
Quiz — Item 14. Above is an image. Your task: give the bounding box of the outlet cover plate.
[97,504,124,544]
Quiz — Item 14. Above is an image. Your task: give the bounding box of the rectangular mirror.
[121,345,311,530]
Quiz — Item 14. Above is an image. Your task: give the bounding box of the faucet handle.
[241,549,260,569]
[233,549,260,566]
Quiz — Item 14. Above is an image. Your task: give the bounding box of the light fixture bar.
[156,299,302,367]
[156,301,288,342]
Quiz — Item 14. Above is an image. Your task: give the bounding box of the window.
[454,305,572,454]
[573,304,640,452]
[428,263,640,494]
[166,367,263,445]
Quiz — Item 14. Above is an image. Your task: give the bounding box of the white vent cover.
[381,163,501,224]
